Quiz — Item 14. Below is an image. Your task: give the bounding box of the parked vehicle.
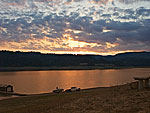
[71,87,80,92]
[52,87,64,93]
[65,87,81,92]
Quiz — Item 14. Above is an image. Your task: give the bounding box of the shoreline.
[0,84,126,101]
[0,85,115,99]
[0,82,150,113]
[0,66,150,72]
[0,83,129,101]
[0,91,28,100]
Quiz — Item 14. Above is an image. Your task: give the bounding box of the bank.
[1,66,150,72]
[0,82,150,113]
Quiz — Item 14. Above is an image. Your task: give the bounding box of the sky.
[0,0,150,55]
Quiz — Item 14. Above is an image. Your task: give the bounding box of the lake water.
[0,68,150,94]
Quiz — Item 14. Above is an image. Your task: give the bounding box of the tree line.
[0,50,150,67]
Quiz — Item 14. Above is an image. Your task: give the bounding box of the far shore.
[0,82,150,113]
[0,66,150,72]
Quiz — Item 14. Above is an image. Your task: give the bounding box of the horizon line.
[0,49,149,56]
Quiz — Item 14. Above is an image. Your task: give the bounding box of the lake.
[0,68,150,94]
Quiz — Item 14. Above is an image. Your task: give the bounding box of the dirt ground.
[0,83,150,113]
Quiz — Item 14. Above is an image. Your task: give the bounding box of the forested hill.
[0,51,150,68]
[104,52,150,67]
[0,51,107,67]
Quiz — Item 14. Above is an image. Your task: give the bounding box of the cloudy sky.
[0,0,150,55]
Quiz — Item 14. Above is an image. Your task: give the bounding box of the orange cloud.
[0,33,101,54]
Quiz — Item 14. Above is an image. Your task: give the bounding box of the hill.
[104,52,150,67]
[0,51,150,70]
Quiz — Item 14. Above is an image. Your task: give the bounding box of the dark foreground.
[0,83,150,113]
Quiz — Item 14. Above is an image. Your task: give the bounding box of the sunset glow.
[0,0,150,55]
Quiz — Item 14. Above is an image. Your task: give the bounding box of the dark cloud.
[0,0,150,54]
[106,21,142,31]
[136,7,150,16]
